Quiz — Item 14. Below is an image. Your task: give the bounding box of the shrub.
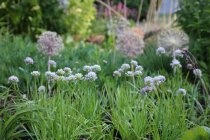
[176,0,210,79]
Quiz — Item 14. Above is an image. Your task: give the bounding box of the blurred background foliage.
[0,0,96,39]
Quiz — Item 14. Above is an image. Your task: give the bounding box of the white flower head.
[153,75,166,85]
[113,71,121,77]
[83,65,92,72]
[125,71,134,77]
[176,88,187,96]
[170,59,182,68]
[48,60,57,68]
[193,69,202,78]
[65,75,76,82]
[91,65,101,72]
[84,71,97,81]
[45,71,58,81]
[56,69,65,76]
[121,64,130,71]
[31,71,40,77]
[131,60,138,67]
[134,70,142,76]
[75,73,83,80]
[158,29,189,52]
[63,67,72,74]
[37,31,64,56]
[24,57,34,65]
[187,64,193,70]
[141,86,154,94]
[135,65,143,71]
[144,76,154,85]
[173,49,183,58]
[156,47,166,56]
[57,76,66,81]
[38,85,46,93]
[8,75,19,84]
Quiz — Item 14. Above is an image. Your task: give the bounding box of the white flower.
[187,64,193,70]
[48,60,57,68]
[153,75,166,85]
[176,88,187,96]
[156,47,166,55]
[91,65,101,72]
[45,71,58,81]
[125,71,134,77]
[113,71,121,77]
[31,71,40,77]
[8,75,19,84]
[141,86,154,94]
[63,67,71,74]
[193,69,202,78]
[170,59,182,68]
[37,31,64,56]
[84,71,97,81]
[144,76,153,85]
[57,76,66,81]
[135,65,143,71]
[118,68,124,73]
[173,49,183,58]
[131,60,138,66]
[83,65,92,72]
[56,69,65,75]
[134,71,142,76]
[121,64,130,71]
[38,85,46,93]
[75,73,83,80]
[65,75,76,82]
[24,57,34,65]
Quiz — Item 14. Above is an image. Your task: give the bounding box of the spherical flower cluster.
[24,57,34,65]
[121,64,130,71]
[141,75,166,94]
[113,71,121,77]
[170,59,182,69]
[158,28,189,52]
[45,71,58,81]
[193,69,202,78]
[135,65,143,71]
[176,88,187,96]
[65,75,76,82]
[31,71,40,77]
[63,67,72,74]
[131,60,138,67]
[173,49,183,58]
[38,85,46,93]
[56,69,65,76]
[84,71,97,81]
[125,71,134,77]
[37,31,64,56]
[8,75,19,84]
[116,29,145,58]
[156,47,166,56]
[48,60,57,68]
[75,73,83,80]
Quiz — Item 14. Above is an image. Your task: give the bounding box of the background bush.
[176,0,210,79]
[0,0,96,39]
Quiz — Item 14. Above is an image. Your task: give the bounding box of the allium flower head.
[24,57,34,65]
[75,73,83,80]
[91,65,101,72]
[45,71,58,81]
[121,64,130,71]
[144,76,153,85]
[158,29,189,52]
[153,75,166,85]
[38,85,46,93]
[156,47,166,56]
[113,71,121,77]
[63,67,72,74]
[135,65,143,71]
[65,75,76,82]
[193,69,202,78]
[56,69,65,76]
[84,71,97,81]
[187,64,193,70]
[37,31,64,56]
[48,60,57,68]
[31,71,40,77]
[176,88,187,96]
[134,70,142,76]
[125,71,134,77]
[8,75,19,84]
[83,65,92,72]
[141,86,154,94]
[116,29,144,58]
[173,49,183,58]
[131,60,138,67]
[170,59,182,68]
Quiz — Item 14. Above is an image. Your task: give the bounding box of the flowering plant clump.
[113,60,143,78]
[83,64,101,81]
[141,75,166,94]
[37,31,64,56]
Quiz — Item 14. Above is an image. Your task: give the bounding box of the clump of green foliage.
[176,0,210,79]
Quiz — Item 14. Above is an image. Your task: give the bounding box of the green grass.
[0,33,210,140]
